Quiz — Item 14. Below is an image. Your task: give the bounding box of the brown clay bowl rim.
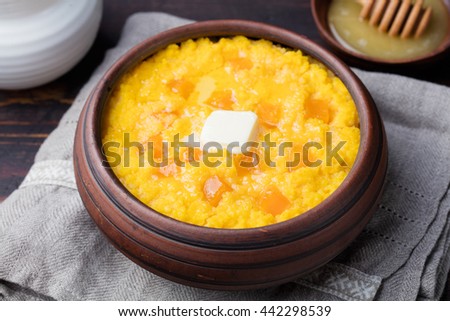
[311,0,450,65]
[82,19,383,249]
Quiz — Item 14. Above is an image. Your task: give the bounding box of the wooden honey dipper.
[358,0,433,38]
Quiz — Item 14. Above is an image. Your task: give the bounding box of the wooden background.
[0,0,449,299]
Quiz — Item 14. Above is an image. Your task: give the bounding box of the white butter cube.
[200,110,258,154]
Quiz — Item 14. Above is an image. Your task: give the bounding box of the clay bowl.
[311,0,450,68]
[74,20,388,290]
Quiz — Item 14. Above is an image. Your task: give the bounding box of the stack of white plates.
[0,0,102,90]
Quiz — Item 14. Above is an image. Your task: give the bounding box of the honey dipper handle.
[359,0,375,19]
[358,0,432,38]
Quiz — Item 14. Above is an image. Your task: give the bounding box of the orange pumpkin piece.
[167,78,194,99]
[228,57,253,70]
[259,186,291,215]
[158,161,180,177]
[182,147,202,163]
[203,175,233,207]
[206,89,235,110]
[148,135,164,160]
[304,98,330,123]
[234,151,259,176]
[154,112,178,128]
[256,102,281,127]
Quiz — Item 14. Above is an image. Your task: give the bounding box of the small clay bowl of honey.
[74,20,388,290]
[311,0,450,67]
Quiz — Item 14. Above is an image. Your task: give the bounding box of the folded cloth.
[1,12,449,301]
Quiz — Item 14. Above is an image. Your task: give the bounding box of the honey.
[328,0,449,60]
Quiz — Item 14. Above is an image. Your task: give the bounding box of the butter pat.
[200,110,258,154]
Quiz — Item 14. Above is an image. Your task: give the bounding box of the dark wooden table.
[0,0,449,300]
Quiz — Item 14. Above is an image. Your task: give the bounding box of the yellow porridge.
[101,36,360,229]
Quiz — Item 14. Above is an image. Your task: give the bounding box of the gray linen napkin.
[1,13,449,301]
